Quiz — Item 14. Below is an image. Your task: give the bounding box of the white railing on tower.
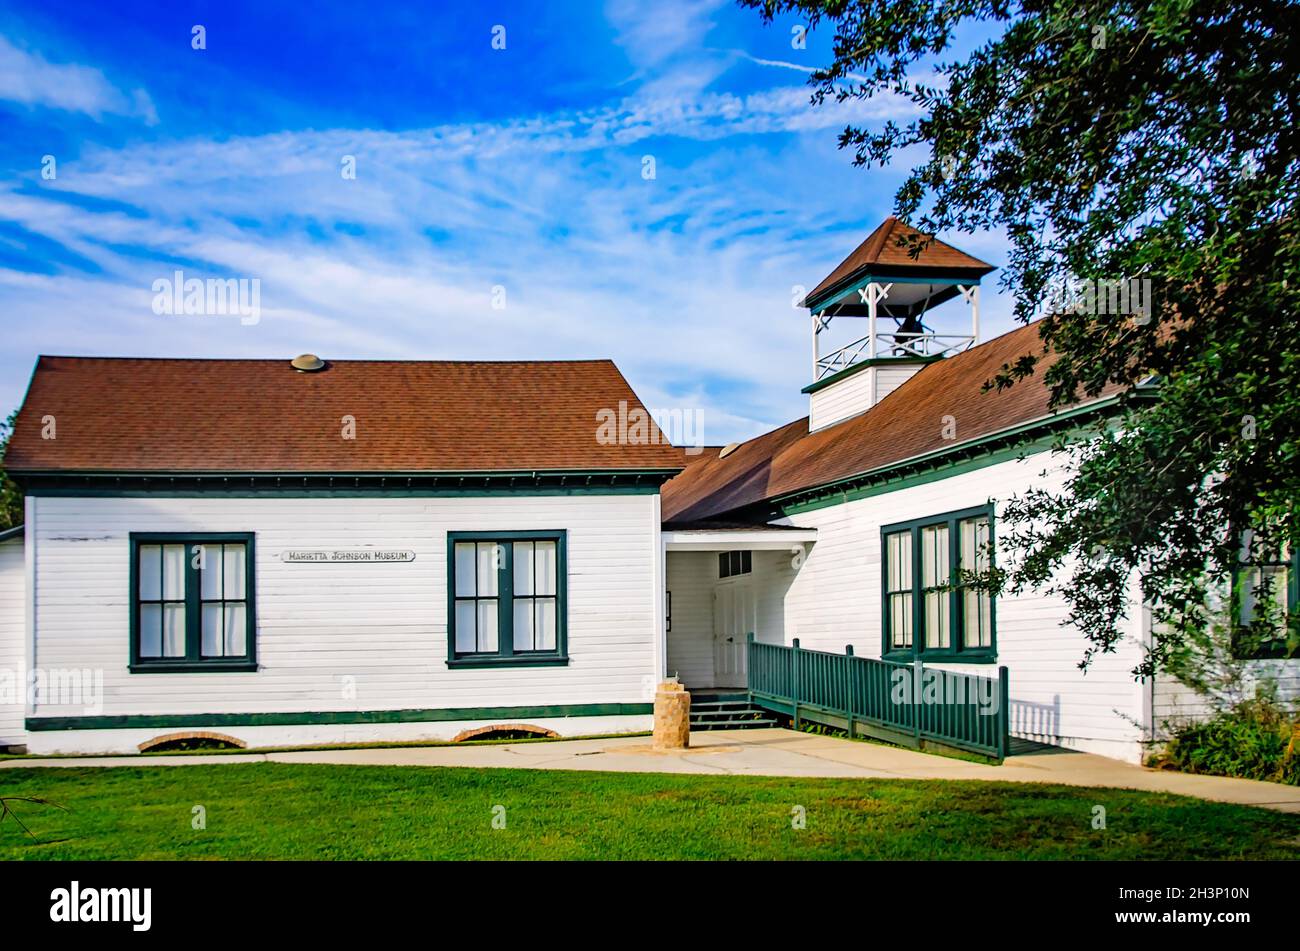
[815,332,975,381]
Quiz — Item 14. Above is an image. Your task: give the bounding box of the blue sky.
[0,0,1016,443]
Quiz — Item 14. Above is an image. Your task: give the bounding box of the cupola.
[801,217,995,430]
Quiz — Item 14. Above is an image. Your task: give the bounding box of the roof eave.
[10,467,685,494]
[804,263,997,313]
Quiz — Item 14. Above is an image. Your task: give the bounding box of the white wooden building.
[2,219,1295,760]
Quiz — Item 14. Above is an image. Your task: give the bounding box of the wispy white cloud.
[739,52,870,85]
[605,0,734,99]
[0,9,1007,445]
[0,34,157,123]
[0,101,897,439]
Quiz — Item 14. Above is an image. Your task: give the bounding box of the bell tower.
[801,217,995,430]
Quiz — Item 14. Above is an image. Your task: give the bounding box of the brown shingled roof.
[661,321,1120,525]
[805,217,995,308]
[7,356,685,474]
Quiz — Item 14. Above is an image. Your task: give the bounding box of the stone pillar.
[652,680,691,750]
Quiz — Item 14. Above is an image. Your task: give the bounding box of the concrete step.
[689,699,777,730]
[691,718,779,731]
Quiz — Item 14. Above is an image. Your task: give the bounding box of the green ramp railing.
[746,635,1009,759]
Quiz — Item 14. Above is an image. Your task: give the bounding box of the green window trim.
[446,530,569,668]
[1231,544,1300,660]
[128,532,257,673]
[880,505,997,663]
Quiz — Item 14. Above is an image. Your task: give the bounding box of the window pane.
[476,600,498,652]
[200,544,223,600]
[921,525,949,587]
[455,600,477,653]
[718,553,729,578]
[960,517,990,572]
[514,541,535,596]
[224,544,246,600]
[965,589,991,647]
[202,603,223,656]
[890,592,912,648]
[454,543,477,597]
[162,603,186,657]
[921,524,950,650]
[887,532,912,590]
[925,590,950,649]
[536,600,557,651]
[741,550,752,574]
[225,603,247,656]
[730,551,741,575]
[140,603,162,657]
[535,541,557,595]
[1240,565,1287,631]
[161,544,185,600]
[139,545,162,600]
[513,597,535,650]
[960,517,993,648]
[1239,566,1260,625]
[477,543,499,597]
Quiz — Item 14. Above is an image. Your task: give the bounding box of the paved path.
[5,728,1299,813]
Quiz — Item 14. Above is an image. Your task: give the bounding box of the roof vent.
[291,353,326,372]
[719,442,740,459]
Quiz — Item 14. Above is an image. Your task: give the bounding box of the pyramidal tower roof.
[805,217,995,311]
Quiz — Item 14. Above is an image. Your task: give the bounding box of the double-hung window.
[881,506,996,662]
[447,531,568,667]
[1234,542,1299,659]
[130,533,257,672]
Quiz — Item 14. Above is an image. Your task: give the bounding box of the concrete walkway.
[5,728,1299,814]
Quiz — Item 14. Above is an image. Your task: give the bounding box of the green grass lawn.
[2,763,1298,860]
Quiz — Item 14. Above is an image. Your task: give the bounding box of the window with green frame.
[881,506,996,662]
[129,533,257,672]
[447,531,568,667]
[1233,542,1299,659]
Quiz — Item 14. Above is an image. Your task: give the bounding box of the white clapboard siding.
[665,551,714,687]
[809,363,927,432]
[809,369,876,431]
[1152,665,1300,732]
[0,535,25,746]
[29,494,659,720]
[753,549,797,645]
[874,365,920,404]
[782,449,1151,761]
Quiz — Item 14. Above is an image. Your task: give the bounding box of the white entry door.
[713,579,754,687]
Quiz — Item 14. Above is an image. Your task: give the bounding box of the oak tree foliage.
[743,0,1300,672]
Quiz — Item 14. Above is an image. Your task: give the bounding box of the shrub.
[1152,698,1300,786]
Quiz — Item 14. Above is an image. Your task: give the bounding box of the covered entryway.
[662,526,816,691]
